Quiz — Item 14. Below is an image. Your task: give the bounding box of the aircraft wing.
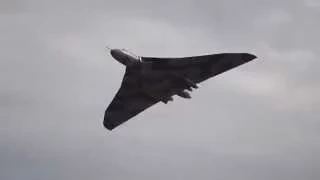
[104,53,256,130]
[142,53,256,84]
[104,69,160,130]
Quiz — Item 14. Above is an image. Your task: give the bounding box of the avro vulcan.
[104,48,256,130]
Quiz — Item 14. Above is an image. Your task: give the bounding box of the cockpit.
[110,48,142,66]
[120,49,141,62]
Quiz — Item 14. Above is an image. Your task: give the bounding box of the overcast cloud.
[1,0,320,180]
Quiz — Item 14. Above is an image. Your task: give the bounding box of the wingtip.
[244,53,257,61]
[103,118,117,131]
[103,123,115,131]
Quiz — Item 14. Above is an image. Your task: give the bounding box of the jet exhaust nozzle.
[177,90,191,99]
[162,96,174,104]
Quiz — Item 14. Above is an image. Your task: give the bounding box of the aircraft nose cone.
[110,49,115,56]
[110,49,118,59]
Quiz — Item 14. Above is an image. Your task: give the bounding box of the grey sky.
[1,0,319,180]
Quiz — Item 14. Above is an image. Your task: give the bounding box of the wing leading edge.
[142,53,256,84]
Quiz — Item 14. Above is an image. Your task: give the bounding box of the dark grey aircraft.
[104,48,257,130]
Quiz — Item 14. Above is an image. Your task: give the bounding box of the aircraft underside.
[104,49,257,130]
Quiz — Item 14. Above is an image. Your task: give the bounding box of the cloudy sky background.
[1,0,320,179]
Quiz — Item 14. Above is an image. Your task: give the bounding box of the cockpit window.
[121,49,139,59]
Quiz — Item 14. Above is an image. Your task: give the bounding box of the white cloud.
[254,10,292,27]
[45,15,221,68]
[218,71,286,96]
[305,0,320,8]
[213,42,319,112]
